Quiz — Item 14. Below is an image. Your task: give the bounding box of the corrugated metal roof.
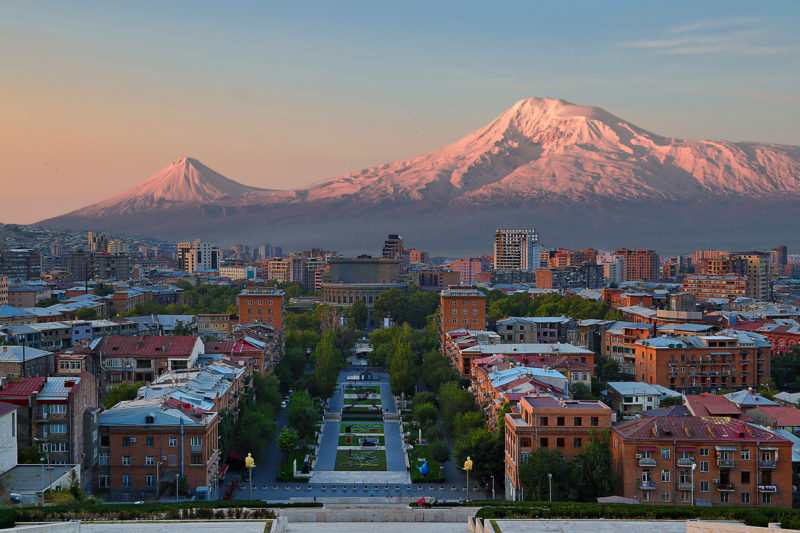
[0,345,51,362]
[39,377,81,400]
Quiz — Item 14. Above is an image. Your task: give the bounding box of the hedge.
[0,509,14,528]
[13,500,321,523]
[469,501,800,530]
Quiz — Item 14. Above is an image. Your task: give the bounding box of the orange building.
[439,286,486,335]
[634,330,770,393]
[611,416,792,507]
[614,249,659,281]
[237,287,285,331]
[683,274,747,301]
[504,394,613,500]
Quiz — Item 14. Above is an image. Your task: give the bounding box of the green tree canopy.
[346,299,368,330]
[76,307,98,320]
[373,288,409,325]
[287,390,318,442]
[278,427,300,458]
[312,331,342,399]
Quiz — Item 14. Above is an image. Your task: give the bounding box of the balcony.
[678,481,693,491]
[677,458,695,468]
[639,480,657,490]
[759,460,777,469]
[717,483,735,492]
[758,485,777,493]
[638,457,657,467]
[717,459,735,468]
[190,444,202,453]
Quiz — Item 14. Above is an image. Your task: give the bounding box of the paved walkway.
[492,519,688,532]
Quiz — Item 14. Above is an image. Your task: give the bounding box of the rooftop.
[0,345,51,362]
[613,415,790,444]
[522,394,609,410]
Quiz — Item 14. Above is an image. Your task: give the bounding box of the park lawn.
[345,385,381,394]
[341,414,383,421]
[340,422,383,434]
[276,448,310,482]
[338,435,385,446]
[409,444,445,483]
[334,449,387,471]
[343,398,381,406]
[342,406,382,416]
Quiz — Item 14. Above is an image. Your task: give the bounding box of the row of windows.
[451,308,479,315]
[450,318,479,325]
[119,453,204,466]
[247,308,274,314]
[640,489,770,505]
[540,416,600,427]
[246,299,274,305]
[540,437,583,449]
[640,448,765,461]
[120,436,201,447]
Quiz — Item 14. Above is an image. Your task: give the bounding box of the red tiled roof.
[0,377,46,399]
[613,415,789,444]
[757,406,800,428]
[204,341,236,354]
[231,340,260,353]
[96,335,199,358]
[685,393,742,417]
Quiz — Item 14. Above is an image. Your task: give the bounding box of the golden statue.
[464,456,473,471]
[245,452,255,469]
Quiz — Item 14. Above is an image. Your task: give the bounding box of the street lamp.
[40,457,45,506]
[548,473,552,502]
[245,452,256,501]
[490,475,495,501]
[156,461,164,497]
[463,456,473,502]
[691,463,697,506]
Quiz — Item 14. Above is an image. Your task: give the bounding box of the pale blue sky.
[1,1,798,222]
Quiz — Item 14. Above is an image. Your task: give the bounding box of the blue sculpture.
[416,459,429,477]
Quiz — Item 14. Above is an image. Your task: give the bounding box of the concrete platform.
[310,471,411,484]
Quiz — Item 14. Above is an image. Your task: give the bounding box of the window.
[10,412,15,438]
[248,299,252,305]
[700,461,709,473]
[556,438,565,448]
[122,436,131,447]
[122,455,131,466]
[99,475,109,489]
[573,417,582,426]
[452,309,457,315]
[146,436,154,447]
[741,471,750,484]
[700,481,709,492]
[661,470,670,483]
[574,438,582,448]
[661,448,670,459]
[145,456,154,465]
[762,493,772,504]
[720,492,729,504]
[540,416,548,426]
[557,417,565,426]
[169,437,178,448]
[641,491,650,502]
[191,453,203,465]
[50,423,66,434]
[257,299,263,305]
[50,442,68,452]
[642,470,651,482]
[268,299,273,305]
[540,437,548,448]
[661,491,671,502]
[146,474,154,488]
[99,453,109,465]
[741,450,750,461]
[169,454,178,466]
[741,492,751,504]
[680,492,690,503]
[190,436,202,447]
[590,417,599,426]
[122,474,130,488]
[50,404,67,414]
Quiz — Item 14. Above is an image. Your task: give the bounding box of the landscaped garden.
[344,397,381,406]
[345,385,381,394]
[334,449,388,471]
[408,444,445,483]
[338,434,386,446]
[340,422,383,434]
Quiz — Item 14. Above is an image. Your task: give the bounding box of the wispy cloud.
[620,17,799,55]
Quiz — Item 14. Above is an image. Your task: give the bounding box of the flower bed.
[334,449,387,471]
[338,435,385,446]
[340,422,383,434]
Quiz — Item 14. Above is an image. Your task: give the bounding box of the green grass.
[276,448,309,481]
[345,385,381,394]
[341,414,383,421]
[340,422,383,434]
[409,444,444,483]
[344,398,382,406]
[338,435,385,446]
[334,449,387,471]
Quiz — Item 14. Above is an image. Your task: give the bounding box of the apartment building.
[611,416,792,507]
[495,316,573,344]
[603,321,653,377]
[614,249,659,282]
[683,274,747,302]
[494,229,542,272]
[504,394,613,500]
[439,287,486,336]
[731,252,771,301]
[0,402,19,474]
[197,314,234,339]
[0,276,9,306]
[8,284,51,308]
[98,398,220,501]
[449,258,487,285]
[177,240,219,273]
[237,287,284,331]
[0,249,42,281]
[94,335,205,385]
[634,330,770,393]
[0,345,54,378]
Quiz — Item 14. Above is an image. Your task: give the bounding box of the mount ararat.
[39,98,800,254]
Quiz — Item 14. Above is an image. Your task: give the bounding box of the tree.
[570,382,595,400]
[453,427,504,485]
[312,331,342,399]
[438,381,476,433]
[388,339,417,396]
[412,402,438,429]
[429,439,451,465]
[93,283,115,297]
[454,411,484,438]
[288,390,318,442]
[571,430,618,501]
[771,347,800,392]
[660,395,685,407]
[172,320,192,336]
[36,296,60,307]
[373,288,409,325]
[278,427,299,458]
[759,378,778,400]
[76,307,98,320]
[346,299,368,330]
[314,304,343,334]
[235,407,277,453]
[519,447,577,501]
[19,444,43,464]
[104,382,145,409]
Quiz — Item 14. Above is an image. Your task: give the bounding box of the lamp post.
[463,456,473,502]
[490,475,495,500]
[156,461,163,498]
[548,473,552,502]
[691,463,697,506]
[40,457,45,506]
[245,452,256,501]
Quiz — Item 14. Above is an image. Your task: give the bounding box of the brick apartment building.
[237,287,285,331]
[439,287,487,336]
[94,336,205,386]
[0,276,8,306]
[504,394,613,500]
[735,321,800,357]
[611,416,792,507]
[98,398,220,500]
[614,249,659,282]
[634,330,770,393]
[0,345,55,378]
[683,274,747,302]
[495,316,573,344]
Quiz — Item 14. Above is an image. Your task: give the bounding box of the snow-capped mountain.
[38,98,800,253]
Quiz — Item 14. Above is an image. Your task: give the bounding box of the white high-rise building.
[493,229,541,271]
[177,239,219,273]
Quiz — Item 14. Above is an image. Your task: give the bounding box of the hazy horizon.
[2,1,799,224]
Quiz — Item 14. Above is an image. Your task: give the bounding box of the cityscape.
[2,1,800,532]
